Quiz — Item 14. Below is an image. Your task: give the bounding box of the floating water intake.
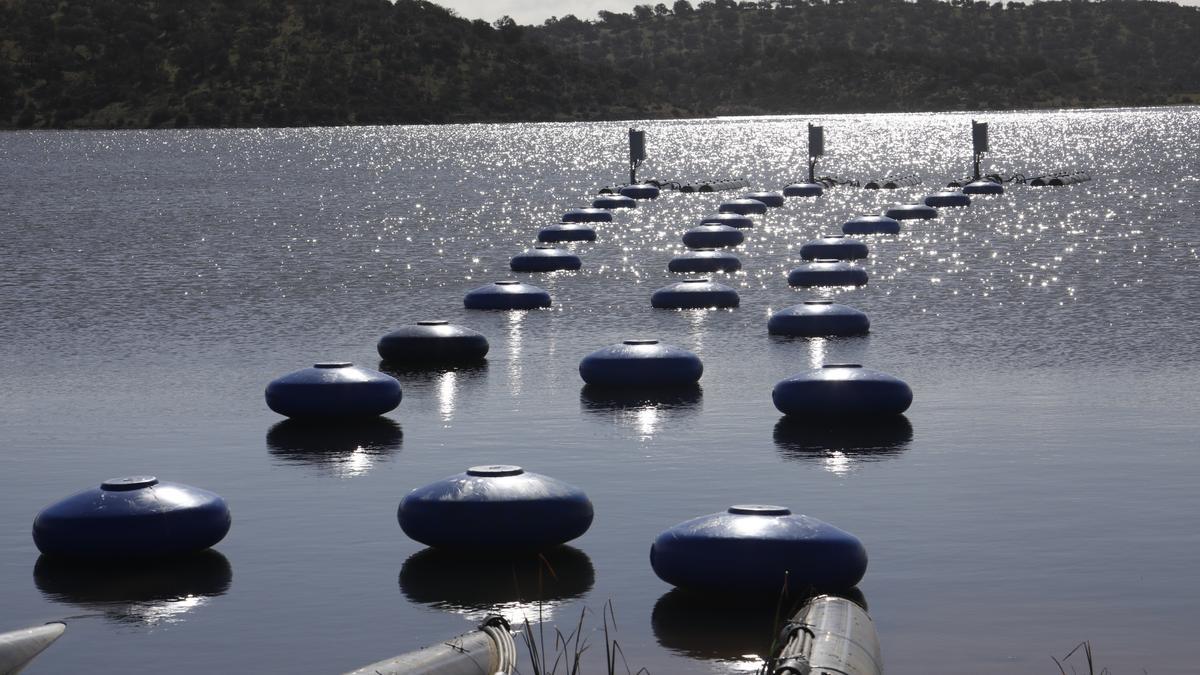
[742,191,785,208]
[562,208,612,223]
[579,340,703,388]
[719,199,768,216]
[768,301,870,337]
[592,194,637,209]
[398,466,593,553]
[783,182,824,197]
[668,249,742,273]
[788,260,869,287]
[800,235,869,261]
[266,363,402,419]
[962,180,1004,195]
[842,215,900,235]
[33,477,232,559]
[884,204,938,221]
[377,321,489,364]
[651,279,740,309]
[509,245,582,272]
[538,223,597,243]
[463,280,552,310]
[699,213,754,229]
[650,505,868,594]
[923,191,971,208]
[619,184,661,200]
[773,364,912,417]
[682,225,744,249]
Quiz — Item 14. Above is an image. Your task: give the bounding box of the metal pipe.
[344,617,516,675]
[0,622,66,675]
[767,595,882,675]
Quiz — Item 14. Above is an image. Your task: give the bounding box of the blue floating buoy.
[884,204,938,221]
[783,182,824,197]
[33,477,232,559]
[538,223,597,243]
[619,184,661,200]
[962,180,1004,195]
[799,235,869,261]
[266,362,402,419]
[668,249,742,274]
[787,260,868,287]
[842,215,900,235]
[923,191,971,208]
[398,465,594,553]
[463,280,552,310]
[742,191,785,208]
[377,321,489,364]
[650,504,868,594]
[682,225,744,249]
[773,364,912,417]
[562,208,612,223]
[719,199,767,216]
[592,194,637,209]
[579,339,703,388]
[699,214,754,229]
[651,278,740,309]
[510,245,582,272]
[768,301,870,337]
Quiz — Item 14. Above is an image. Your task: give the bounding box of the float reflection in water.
[266,418,403,477]
[579,384,703,437]
[379,361,489,422]
[773,416,912,473]
[33,549,232,626]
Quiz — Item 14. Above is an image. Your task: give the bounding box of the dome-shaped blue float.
[266,362,402,419]
[799,235,869,261]
[682,225,744,249]
[510,245,582,272]
[962,180,1004,195]
[579,339,703,388]
[768,301,870,337]
[783,182,824,197]
[562,208,612,223]
[650,504,867,594]
[377,321,489,363]
[719,199,767,216]
[463,280,552,310]
[924,191,971,208]
[787,260,869,287]
[884,204,938,221]
[842,215,900,235]
[398,465,593,553]
[742,191,785,208]
[538,223,597,243]
[668,249,742,274]
[651,279,740,309]
[592,194,637,209]
[773,364,912,417]
[619,184,661,200]
[33,477,231,559]
[699,214,754,229]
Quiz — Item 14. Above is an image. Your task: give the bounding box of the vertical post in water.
[629,128,646,185]
[972,120,988,181]
[808,123,824,183]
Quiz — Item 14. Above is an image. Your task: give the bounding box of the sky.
[436,0,1200,26]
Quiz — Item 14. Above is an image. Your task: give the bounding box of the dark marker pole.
[972,120,988,181]
[808,123,824,183]
[629,128,646,185]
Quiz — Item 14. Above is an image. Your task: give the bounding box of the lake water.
[1,107,1197,674]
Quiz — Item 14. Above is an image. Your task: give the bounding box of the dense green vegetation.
[0,0,1197,128]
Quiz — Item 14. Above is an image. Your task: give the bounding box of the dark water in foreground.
[1,108,1198,674]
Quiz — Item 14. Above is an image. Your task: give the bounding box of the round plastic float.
[579,340,703,388]
[377,321,489,364]
[768,301,870,337]
[799,235,869,261]
[398,465,593,553]
[538,223,596,243]
[742,191,785,208]
[884,204,938,221]
[509,245,582,272]
[619,184,661,200]
[699,214,754,229]
[773,364,912,418]
[463,280,552,310]
[842,215,900,235]
[923,191,971,208]
[787,260,869,287]
[962,180,1004,195]
[651,279,740,309]
[562,208,612,223]
[33,477,231,559]
[682,225,744,249]
[592,194,637,209]
[783,182,824,197]
[668,249,742,274]
[266,362,402,419]
[650,504,868,594]
[718,199,768,216]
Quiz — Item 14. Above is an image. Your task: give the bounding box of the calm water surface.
[1,108,1198,674]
